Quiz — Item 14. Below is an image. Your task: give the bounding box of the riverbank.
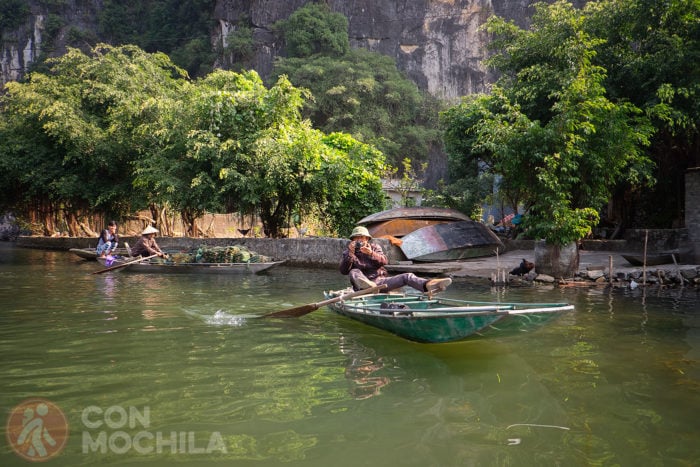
[12,236,700,287]
[450,248,700,287]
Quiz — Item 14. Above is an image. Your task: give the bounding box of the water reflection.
[338,334,391,400]
[331,333,579,466]
[0,244,698,466]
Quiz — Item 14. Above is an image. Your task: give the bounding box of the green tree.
[0,0,29,31]
[273,45,443,172]
[133,69,385,237]
[275,2,349,58]
[224,22,255,71]
[585,0,700,227]
[441,1,655,245]
[1,43,385,237]
[0,44,188,234]
[98,0,216,77]
[440,94,499,216]
[321,133,386,237]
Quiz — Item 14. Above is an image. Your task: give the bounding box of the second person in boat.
[96,220,119,258]
[130,225,167,258]
[339,226,451,294]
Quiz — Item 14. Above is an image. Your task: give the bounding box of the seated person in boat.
[130,225,167,258]
[339,226,451,294]
[96,220,119,258]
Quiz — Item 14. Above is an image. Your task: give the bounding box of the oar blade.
[265,303,319,318]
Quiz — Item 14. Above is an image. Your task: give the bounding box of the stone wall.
[686,168,700,263]
[14,236,404,269]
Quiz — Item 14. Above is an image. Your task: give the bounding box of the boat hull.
[399,220,504,262]
[325,292,573,343]
[358,207,470,225]
[96,258,284,274]
[70,248,129,260]
[366,218,453,238]
[622,253,679,266]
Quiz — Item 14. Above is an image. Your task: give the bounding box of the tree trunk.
[534,240,580,279]
[65,211,81,237]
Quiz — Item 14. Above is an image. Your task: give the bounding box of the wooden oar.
[264,284,387,318]
[92,254,159,275]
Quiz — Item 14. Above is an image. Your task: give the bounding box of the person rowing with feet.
[339,226,451,294]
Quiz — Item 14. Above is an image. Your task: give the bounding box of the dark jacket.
[339,240,388,281]
[130,236,162,257]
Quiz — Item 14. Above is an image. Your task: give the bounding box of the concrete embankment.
[14,235,398,268]
[13,236,700,286]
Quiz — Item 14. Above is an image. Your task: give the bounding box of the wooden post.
[671,253,684,287]
[608,255,613,285]
[642,229,648,286]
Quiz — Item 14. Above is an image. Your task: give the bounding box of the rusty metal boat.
[358,207,470,238]
[399,220,504,262]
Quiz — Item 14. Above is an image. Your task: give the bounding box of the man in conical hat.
[130,225,166,258]
[339,226,451,294]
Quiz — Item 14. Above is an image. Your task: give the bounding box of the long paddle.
[264,284,387,318]
[92,254,159,275]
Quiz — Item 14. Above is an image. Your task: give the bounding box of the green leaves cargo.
[170,245,272,264]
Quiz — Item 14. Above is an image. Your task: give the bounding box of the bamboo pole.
[671,253,685,287]
[642,229,648,286]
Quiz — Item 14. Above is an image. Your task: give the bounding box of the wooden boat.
[358,207,470,238]
[324,290,574,343]
[70,248,130,260]
[621,252,682,266]
[399,220,504,262]
[96,256,284,274]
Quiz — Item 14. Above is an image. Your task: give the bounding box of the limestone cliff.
[1,0,573,100]
[214,0,544,101]
[1,0,103,86]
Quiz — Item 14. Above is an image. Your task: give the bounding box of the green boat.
[324,290,574,343]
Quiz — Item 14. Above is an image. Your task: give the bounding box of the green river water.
[1,243,698,466]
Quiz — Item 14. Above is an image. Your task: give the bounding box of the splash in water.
[183,308,250,326]
[204,310,248,327]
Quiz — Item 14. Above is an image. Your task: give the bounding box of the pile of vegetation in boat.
[164,245,273,264]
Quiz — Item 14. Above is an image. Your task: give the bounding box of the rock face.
[1,0,580,100]
[1,0,103,86]
[0,11,44,86]
[214,0,542,101]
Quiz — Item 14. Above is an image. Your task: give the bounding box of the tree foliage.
[275,3,349,58]
[440,1,656,244]
[0,44,385,237]
[0,0,29,31]
[0,44,187,234]
[442,0,698,233]
[321,133,386,236]
[585,0,700,226]
[272,7,443,174]
[97,0,216,77]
